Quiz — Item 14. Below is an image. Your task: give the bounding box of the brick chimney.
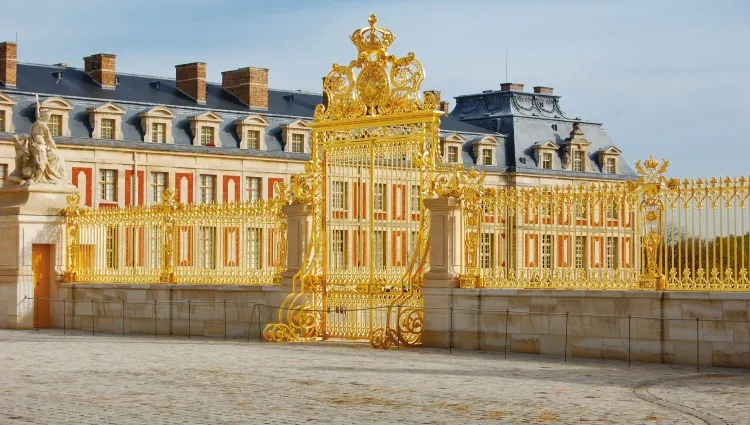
[424,90,441,105]
[221,66,268,109]
[176,62,207,104]
[439,101,450,114]
[500,83,524,92]
[84,53,116,89]
[533,86,554,95]
[0,42,17,87]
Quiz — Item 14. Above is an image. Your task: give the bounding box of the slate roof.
[450,89,636,178]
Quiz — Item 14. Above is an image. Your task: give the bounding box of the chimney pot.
[221,66,268,109]
[84,53,116,89]
[0,42,18,87]
[500,82,524,92]
[176,62,207,104]
[533,86,554,95]
[439,101,450,114]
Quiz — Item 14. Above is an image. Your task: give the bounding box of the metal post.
[223,300,227,341]
[258,304,264,343]
[696,317,700,373]
[34,297,38,331]
[504,308,509,358]
[397,304,401,350]
[449,306,454,354]
[628,314,631,367]
[564,312,569,363]
[122,300,125,336]
[188,300,191,339]
[153,300,157,339]
[92,300,95,336]
[248,303,254,343]
[63,299,66,335]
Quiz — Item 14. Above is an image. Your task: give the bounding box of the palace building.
[0,41,633,210]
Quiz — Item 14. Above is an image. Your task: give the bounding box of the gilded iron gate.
[264,14,442,347]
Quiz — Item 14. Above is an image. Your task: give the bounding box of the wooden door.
[32,244,51,328]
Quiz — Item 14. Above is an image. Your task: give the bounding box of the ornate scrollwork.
[263,293,318,342]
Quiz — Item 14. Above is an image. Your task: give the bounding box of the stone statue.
[7,102,66,186]
[561,146,571,170]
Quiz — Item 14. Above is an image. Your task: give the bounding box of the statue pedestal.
[0,184,77,329]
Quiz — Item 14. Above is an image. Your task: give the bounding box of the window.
[198,226,216,269]
[331,230,347,268]
[542,202,554,219]
[573,150,585,172]
[151,172,167,203]
[0,111,4,132]
[480,233,495,269]
[605,157,616,174]
[0,164,6,181]
[606,202,619,219]
[200,126,214,146]
[606,237,618,269]
[248,227,262,269]
[551,124,558,131]
[575,236,586,269]
[482,149,493,166]
[447,146,459,163]
[99,169,117,202]
[246,177,261,202]
[199,175,216,204]
[291,134,304,153]
[150,227,162,268]
[541,152,553,170]
[410,185,420,213]
[105,225,118,269]
[541,235,553,269]
[332,181,346,210]
[373,231,386,267]
[100,118,115,140]
[409,230,419,260]
[374,183,386,212]
[575,203,587,219]
[49,114,62,137]
[247,130,260,150]
[152,123,167,144]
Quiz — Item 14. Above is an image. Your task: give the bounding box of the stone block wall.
[423,289,749,368]
[51,283,281,339]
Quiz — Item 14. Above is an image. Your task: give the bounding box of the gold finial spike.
[368,13,377,27]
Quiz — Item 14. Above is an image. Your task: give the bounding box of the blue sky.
[3,0,748,177]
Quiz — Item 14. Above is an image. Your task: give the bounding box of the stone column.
[422,197,461,348]
[0,185,76,329]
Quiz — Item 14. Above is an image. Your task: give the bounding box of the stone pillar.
[280,204,313,293]
[0,185,76,329]
[422,198,461,348]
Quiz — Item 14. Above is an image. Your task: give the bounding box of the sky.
[3,0,749,177]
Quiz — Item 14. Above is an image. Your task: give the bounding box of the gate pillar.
[422,197,460,348]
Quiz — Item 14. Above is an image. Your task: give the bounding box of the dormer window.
[561,122,591,172]
[573,150,585,172]
[41,97,73,137]
[597,146,622,175]
[471,135,499,167]
[200,127,215,146]
[188,111,223,147]
[482,149,493,166]
[291,134,304,153]
[440,133,466,164]
[140,106,175,144]
[533,140,559,171]
[281,119,311,153]
[541,152,553,169]
[0,92,17,133]
[235,115,269,150]
[87,102,126,140]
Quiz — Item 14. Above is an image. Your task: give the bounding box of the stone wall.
[49,283,281,338]
[422,289,750,368]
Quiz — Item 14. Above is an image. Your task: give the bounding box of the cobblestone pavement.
[0,330,748,425]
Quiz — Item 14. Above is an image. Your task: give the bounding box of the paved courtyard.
[0,330,748,424]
